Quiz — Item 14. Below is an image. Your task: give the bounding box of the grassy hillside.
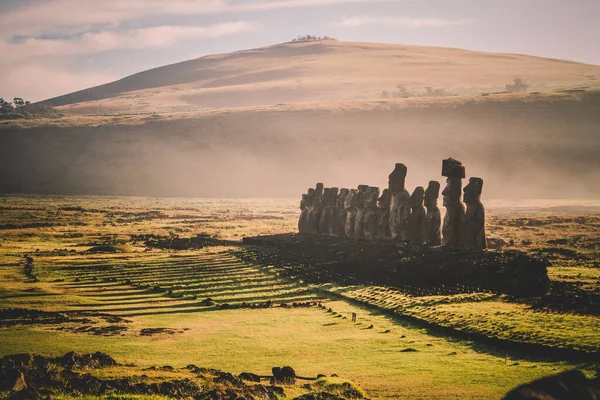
[2,89,599,198]
[42,40,600,114]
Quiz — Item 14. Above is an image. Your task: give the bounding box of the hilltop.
[44,40,600,115]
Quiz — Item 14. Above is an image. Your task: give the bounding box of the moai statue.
[462,177,487,249]
[308,183,324,234]
[318,187,338,235]
[377,189,392,239]
[363,187,381,240]
[441,158,465,247]
[388,164,411,241]
[344,189,358,238]
[335,189,350,236]
[424,181,442,246]
[354,185,368,239]
[298,192,308,234]
[318,188,330,234]
[299,188,314,234]
[407,186,427,244]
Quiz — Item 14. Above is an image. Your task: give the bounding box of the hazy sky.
[1,0,598,102]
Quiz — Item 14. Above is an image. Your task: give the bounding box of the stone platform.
[242,233,550,297]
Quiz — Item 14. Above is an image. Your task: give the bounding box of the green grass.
[1,195,599,399]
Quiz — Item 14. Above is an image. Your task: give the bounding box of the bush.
[505,78,529,93]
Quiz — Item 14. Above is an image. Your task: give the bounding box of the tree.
[0,99,14,113]
[13,98,25,108]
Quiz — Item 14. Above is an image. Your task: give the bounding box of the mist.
[1,89,599,200]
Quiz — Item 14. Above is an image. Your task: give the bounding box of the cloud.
[0,0,395,36]
[333,15,470,28]
[0,22,255,65]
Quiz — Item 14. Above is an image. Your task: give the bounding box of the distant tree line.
[291,35,336,42]
[0,97,62,120]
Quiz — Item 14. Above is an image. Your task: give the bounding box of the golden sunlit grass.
[1,195,598,399]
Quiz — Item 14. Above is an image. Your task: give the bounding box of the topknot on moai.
[377,188,392,239]
[335,189,350,237]
[388,164,411,241]
[424,181,441,245]
[363,187,381,240]
[354,185,369,239]
[308,183,324,234]
[441,159,465,247]
[344,188,358,238]
[298,189,312,234]
[408,186,427,244]
[462,177,487,249]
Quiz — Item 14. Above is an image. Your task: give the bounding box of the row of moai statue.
[298,158,487,249]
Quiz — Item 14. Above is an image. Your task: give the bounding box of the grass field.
[1,195,599,399]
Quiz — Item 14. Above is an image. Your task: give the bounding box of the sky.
[1,0,598,102]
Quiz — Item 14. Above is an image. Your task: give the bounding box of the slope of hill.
[3,89,600,198]
[44,40,600,115]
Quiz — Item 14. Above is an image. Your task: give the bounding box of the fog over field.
[1,89,600,199]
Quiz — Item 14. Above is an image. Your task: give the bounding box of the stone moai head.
[315,183,324,196]
[355,185,368,207]
[442,178,462,207]
[345,189,357,209]
[463,177,483,204]
[389,163,407,194]
[322,188,330,204]
[365,187,380,208]
[424,181,440,209]
[306,188,315,199]
[326,187,339,206]
[410,187,425,208]
[338,188,349,207]
[378,188,392,208]
[441,158,465,208]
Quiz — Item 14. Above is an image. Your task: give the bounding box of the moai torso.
[408,186,427,244]
[441,159,465,247]
[424,181,441,246]
[308,183,324,234]
[344,189,358,238]
[363,187,381,240]
[335,189,349,236]
[354,185,368,239]
[377,189,392,239]
[462,177,487,249]
[389,164,411,241]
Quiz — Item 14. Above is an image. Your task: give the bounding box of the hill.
[43,40,600,115]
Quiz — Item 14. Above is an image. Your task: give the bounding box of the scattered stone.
[503,369,600,400]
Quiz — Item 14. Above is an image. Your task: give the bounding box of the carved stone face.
[463,177,483,204]
[378,189,391,208]
[425,181,440,209]
[315,183,324,196]
[365,187,380,208]
[337,188,349,207]
[442,177,462,207]
[389,163,407,193]
[344,189,357,209]
[410,187,425,207]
